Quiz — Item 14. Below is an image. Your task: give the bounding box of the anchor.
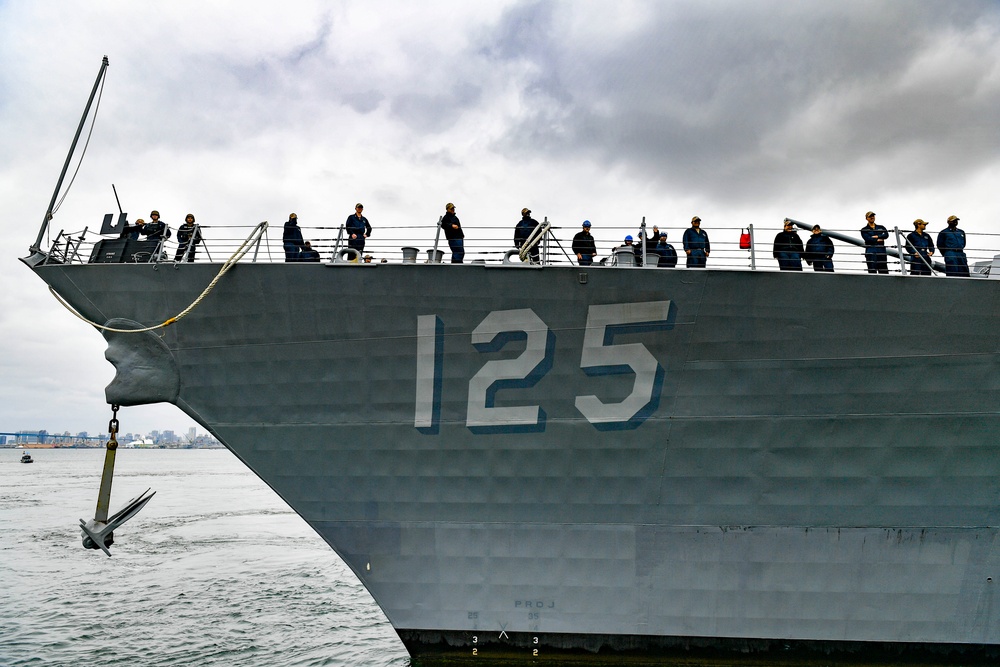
[79,404,155,556]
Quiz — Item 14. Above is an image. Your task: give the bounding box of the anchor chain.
[107,403,119,451]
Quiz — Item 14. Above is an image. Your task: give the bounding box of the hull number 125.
[415,301,676,433]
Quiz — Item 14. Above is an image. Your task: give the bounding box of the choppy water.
[0,448,410,666]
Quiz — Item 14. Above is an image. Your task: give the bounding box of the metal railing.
[37,216,1000,278]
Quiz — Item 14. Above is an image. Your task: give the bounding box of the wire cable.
[48,222,269,334]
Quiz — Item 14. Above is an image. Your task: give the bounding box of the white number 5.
[575,301,675,429]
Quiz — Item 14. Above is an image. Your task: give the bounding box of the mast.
[30,56,109,254]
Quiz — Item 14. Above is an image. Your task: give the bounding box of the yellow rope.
[48,221,269,334]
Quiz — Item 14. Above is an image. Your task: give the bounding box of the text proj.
[414,301,676,433]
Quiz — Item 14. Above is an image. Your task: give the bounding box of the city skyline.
[0,426,219,448]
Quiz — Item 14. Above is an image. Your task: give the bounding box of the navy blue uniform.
[175,222,202,262]
[937,226,969,277]
[861,223,889,274]
[283,217,304,262]
[572,230,597,266]
[141,220,170,241]
[441,212,464,263]
[514,216,540,262]
[905,231,935,276]
[682,227,710,268]
[346,213,372,252]
[656,239,678,268]
[805,233,834,272]
[773,230,805,271]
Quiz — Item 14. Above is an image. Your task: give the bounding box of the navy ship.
[22,58,1000,664]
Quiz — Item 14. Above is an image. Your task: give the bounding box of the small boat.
[20,452,34,464]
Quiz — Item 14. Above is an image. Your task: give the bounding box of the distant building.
[1,427,221,449]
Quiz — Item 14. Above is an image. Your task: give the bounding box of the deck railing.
[38,217,1000,278]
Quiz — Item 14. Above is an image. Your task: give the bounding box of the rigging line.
[48,222,269,334]
[51,69,107,216]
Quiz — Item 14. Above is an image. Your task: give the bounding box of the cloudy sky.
[1,0,998,437]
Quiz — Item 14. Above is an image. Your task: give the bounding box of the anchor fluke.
[80,404,154,556]
[80,487,156,556]
[80,518,113,555]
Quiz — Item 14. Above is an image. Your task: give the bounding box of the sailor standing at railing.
[804,225,834,272]
[440,203,465,263]
[860,211,889,274]
[346,203,372,253]
[141,210,170,241]
[283,213,304,262]
[514,208,540,263]
[175,214,202,262]
[656,232,678,268]
[572,220,596,266]
[772,220,805,271]
[905,219,935,276]
[682,216,710,268]
[937,215,969,277]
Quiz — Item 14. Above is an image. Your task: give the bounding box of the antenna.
[31,56,110,253]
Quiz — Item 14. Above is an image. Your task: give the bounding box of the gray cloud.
[389,84,483,133]
[483,1,1000,203]
[342,90,385,114]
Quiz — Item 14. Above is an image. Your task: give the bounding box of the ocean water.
[0,448,410,667]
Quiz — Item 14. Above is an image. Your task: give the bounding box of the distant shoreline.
[2,444,225,450]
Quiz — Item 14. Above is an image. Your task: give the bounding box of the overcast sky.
[1,0,998,437]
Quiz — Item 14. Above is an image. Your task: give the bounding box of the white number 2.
[575,301,675,429]
[466,309,554,433]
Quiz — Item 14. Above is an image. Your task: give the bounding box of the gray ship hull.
[31,261,1000,662]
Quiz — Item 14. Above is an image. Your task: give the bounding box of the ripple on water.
[0,449,409,667]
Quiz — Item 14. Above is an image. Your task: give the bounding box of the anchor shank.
[94,444,117,523]
[95,404,121,523]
